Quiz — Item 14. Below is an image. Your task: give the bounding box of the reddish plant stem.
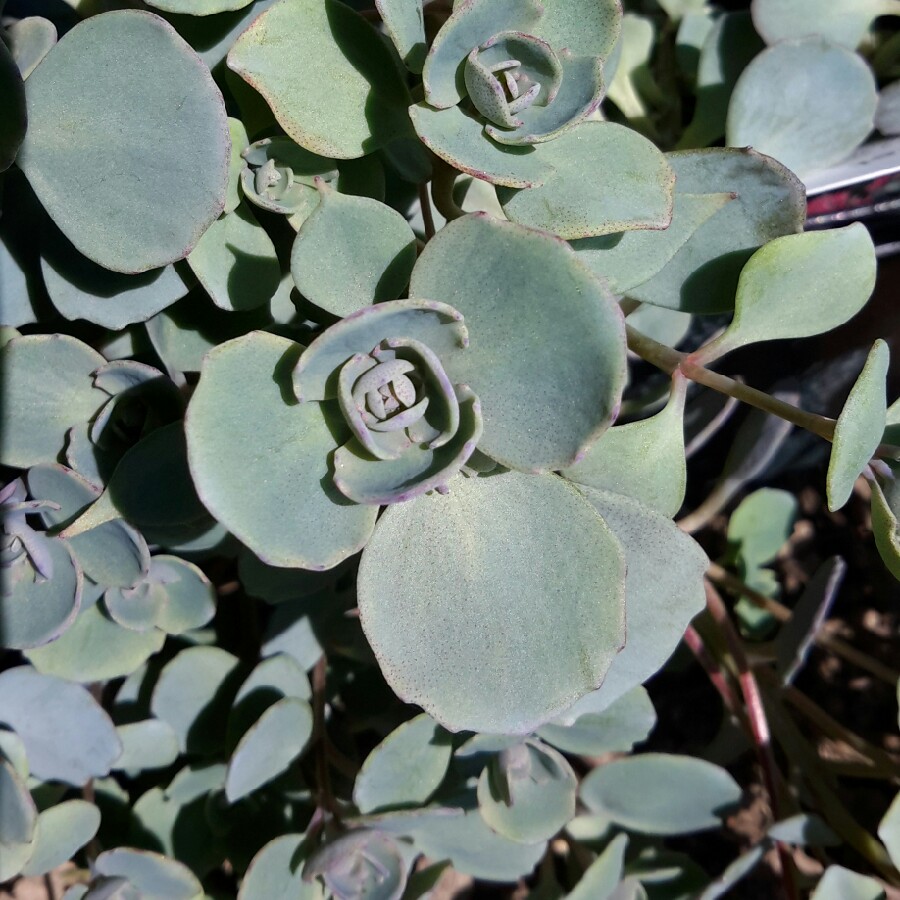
[704,584,798,900]
[683,625,743,719]
[312,657,342,826]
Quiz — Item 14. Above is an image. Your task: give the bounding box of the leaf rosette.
[293,299,484,505]
[422,0,614,148]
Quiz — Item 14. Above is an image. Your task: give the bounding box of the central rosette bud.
[292,300,484,506]
[465,32,563,130]
[338,339,460,463]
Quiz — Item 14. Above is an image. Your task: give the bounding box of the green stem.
[627,326,900,459]
[417,182,436,241]
[430,160,465,223]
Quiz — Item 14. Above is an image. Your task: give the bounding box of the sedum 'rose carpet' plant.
[0,0,899,896]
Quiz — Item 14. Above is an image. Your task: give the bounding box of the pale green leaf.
[290,186,416,316]
[239,834,324,900]
[498,122,674,239]
[700,225,876,361]
[626,148,806,314]
[6,16,57,80]
[18,10,230,273]
[827,340,889,511]
[580,754,742,835]
[410,213,627,472]
[565,833,628,900]
[354,714,453,814]
[0,759,37,881]
[562,375,687,517]
[358,471,626,734]
[186,331,378,569]
[726,38,877,178]
[20,800,101,877]
[0,38,26,172]
[878,792,900,869]
[94,848,204,900]
[376,0,426,72]
[811,866,886,900]
[227,0,411,159]
[751,0,900,49]
[113,720,180,772]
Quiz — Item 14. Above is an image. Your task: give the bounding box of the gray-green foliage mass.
[0,0,897,896]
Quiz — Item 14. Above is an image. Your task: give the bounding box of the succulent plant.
[0,0,898,896]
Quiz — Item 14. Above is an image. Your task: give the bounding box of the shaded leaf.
[565,833,628,900]
[94,848,204,900]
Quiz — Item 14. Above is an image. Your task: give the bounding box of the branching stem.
[626,326,900,459]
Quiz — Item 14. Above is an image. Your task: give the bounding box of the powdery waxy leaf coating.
[290,185,417,317]
[354,714,453,814]
[26,601,166,683]
[699,224,877,362]
[537,685,656,756]
[17,11,230,274]
[827,340,889,512]
[94,848,204,900]
[358,471,626,735]
[7,17,56,80]
[726,38,877,179]
[476,740,577,843]
[751,0,900,49]
[151,646,242,755]
[580,754,743,835]
[187,201,280,313]
[0,334,107,468]
[377,0,427,72]
[20,800,101,877]
[225,697,313,801]
[574,488,708,711]
[0,759,36,882]
[0,667,122,786]
[239,835,325,900]
[410,213,627,472]
[562,374,687,518]
[626,148,806,314]
[566,833,628,900]
[531,0,622,60]
[227,0,412,159]
[497,122,675,240]
[40,226,190,330]
[113,720,180,772]
[0,535,81,651]
[571,192,734,295]
[187,331,378,569]
[147,0,255,14]
[409,103,553,188]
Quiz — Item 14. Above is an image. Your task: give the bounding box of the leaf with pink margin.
[409,102,553,188]
[292,299,469,403]
[409,213,627,472]
[333,385,483,504]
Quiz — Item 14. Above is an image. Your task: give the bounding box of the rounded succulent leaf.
[227,0,412,159]
[0,534,82,650]
[566,833,629,900]
[147,0,255,14]
[574,488,708,711]
[0,667,122,786]
[26,602,165,683]
[113,720,179,772]
[94,848,204,900]
[410,213,627,472]
[476,740,577,843]
[827,340,889,512]
[291,185,417,316]
[0,334,107,468]
[626,148,806,314]
[358,471,626,734]
[376,0,427,73]
[726,38,877,178]
[354,714,453,814]
[151,556,217,634]
[580,753,743,835]
[497,121,675,239]
[17,10,230,273]
[20,800,101,878]
[41,225,191,330]
[751,0,898,50]
[187,201,281,312]
[186,331,378,569]
[6,17,58,80]
[409,103,553,188]
[240,834,324,900]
